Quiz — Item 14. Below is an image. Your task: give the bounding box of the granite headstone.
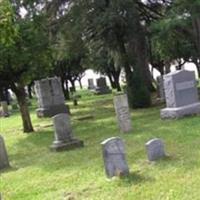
[0,101,9,117]
[88,79,95,90]
[50,113,84,151]
[95,77,111,95]
[113,94,132,133]
[101,137,129,178]
[145,138,166,161]
[161,70,200,119]
[34,77,69,117]
[0,135,9,170]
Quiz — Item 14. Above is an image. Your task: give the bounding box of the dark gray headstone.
[0,135,9,170]
[50,113,84,151]
[161,70,200,119]
[88,79,95,90]
[113,94,132,133]
[101,137,129,178]
[95,77,111,95]
[34,77,69,117]
[145,138,165,161]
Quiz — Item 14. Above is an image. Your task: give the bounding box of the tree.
[0,3,51,133]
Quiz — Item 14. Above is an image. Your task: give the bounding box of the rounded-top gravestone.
[101,137,129,178]
[145,138,166,161]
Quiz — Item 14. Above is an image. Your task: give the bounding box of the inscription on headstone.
[0,135,10,170]
[101,137,129,178]
[34,77,69,117]
[161,70,200,119]
[113,94,132,133]
[145,138,166,161]
[50,113,84,151]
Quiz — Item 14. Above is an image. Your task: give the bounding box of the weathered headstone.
[95,77,111,95]
[157,76,165,101]
[34,77,69,117]
[88,79,95,90]
[113,94,132,133]
[145,138,165,161]
[161,70,200,119]
[0,135,10,170]
[0,101,9,117]
[101,137,129,178]
[50,113,84,151]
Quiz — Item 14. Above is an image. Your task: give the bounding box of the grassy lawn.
[1,90,200,200]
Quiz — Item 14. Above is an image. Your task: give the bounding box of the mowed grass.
[1,90,200,200]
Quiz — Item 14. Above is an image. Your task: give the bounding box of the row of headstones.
[0,132,165,179]
[157,70,200,119]
[102,137,166,178]
[88,77,112,95]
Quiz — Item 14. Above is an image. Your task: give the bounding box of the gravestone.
[145,138,166,161]
[160,70,200,119]
[113,94,132,133]
[50,113,84,151]
[157,76,165,101]
[34,77,69,117]
[0,101,9,117]
[0,135,10,170]
[95,77,111,95]
[101,137,129,178]
[88,79,95,90]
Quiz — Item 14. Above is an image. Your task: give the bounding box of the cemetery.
[1,0,200,199]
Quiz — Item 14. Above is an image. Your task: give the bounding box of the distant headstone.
[145,138,166,161]
[157,76,165,101]
[113,94,132,133]
[50,113,84,151]
[161,70,200,119]
[0,135,10,170]
[34,77,69,118]
[95,77,111,95]
[101,137,129,178]
[88,79,95,90]
[0,101,9,117]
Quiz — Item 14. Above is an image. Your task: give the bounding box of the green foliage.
[0,0,18,45]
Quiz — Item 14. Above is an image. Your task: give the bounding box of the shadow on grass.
[117,171,155,186]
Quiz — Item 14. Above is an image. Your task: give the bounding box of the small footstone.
[101,137,129,178]
[0,135,10,170]
[50,113,84,151]
[145,138,166,161]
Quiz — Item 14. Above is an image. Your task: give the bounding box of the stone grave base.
[50,139,84,152]
[36,104,70,118]
[161,102,200,119]
[94,87,112,95]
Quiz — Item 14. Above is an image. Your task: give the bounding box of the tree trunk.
[11,84,34,133]
[78,78,83,89]
[112,72,121,91]
[107,73,116,89]
[27,83,33,99]
[69,79,76,92]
